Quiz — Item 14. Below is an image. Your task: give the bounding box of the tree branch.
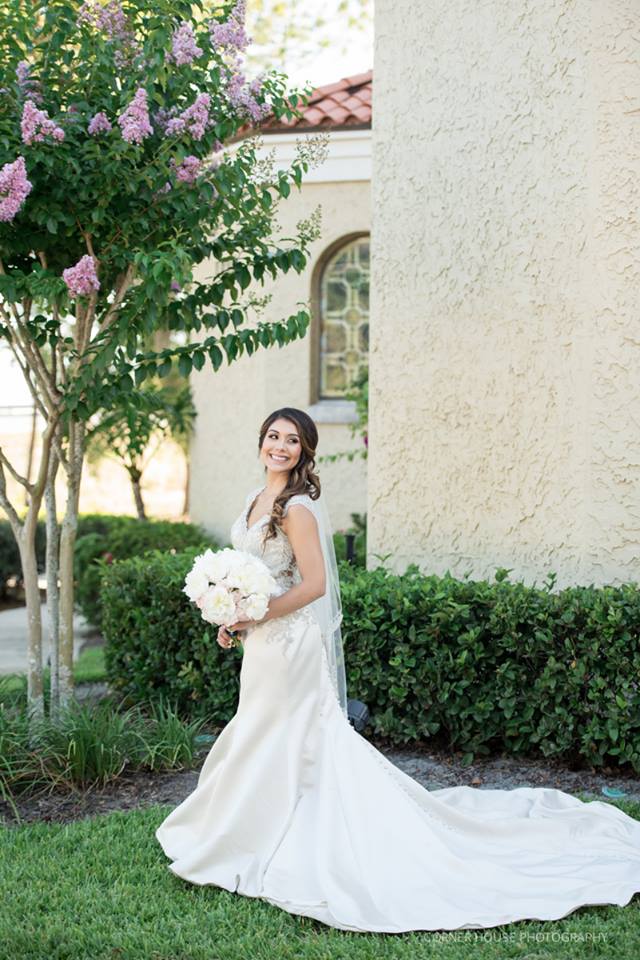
[0,459,23,535]
[92,262,136,341]
[0,446,34,493]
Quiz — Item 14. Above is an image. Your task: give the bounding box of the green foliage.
[86,381,196,467]
[102,553,640,772]
[0,695,207,809]
[332,515,366,567]
[101,546,243,724]
[0,0,325,423]
[74,516,217,627]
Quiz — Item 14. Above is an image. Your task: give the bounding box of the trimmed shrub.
[101,547,242,725]
[101,553,640,772]
[75,518,218,628]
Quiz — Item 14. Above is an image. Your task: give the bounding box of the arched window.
[318,236,369,399]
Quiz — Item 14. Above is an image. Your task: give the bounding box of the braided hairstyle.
[257,407,321,544]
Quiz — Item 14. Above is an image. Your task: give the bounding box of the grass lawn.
[1,800,639,960]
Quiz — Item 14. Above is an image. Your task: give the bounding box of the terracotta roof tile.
[230,69,372,141]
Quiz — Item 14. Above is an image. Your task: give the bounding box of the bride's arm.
[257,505,326,623]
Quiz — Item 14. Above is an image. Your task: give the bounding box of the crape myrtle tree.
[0,0,328,721]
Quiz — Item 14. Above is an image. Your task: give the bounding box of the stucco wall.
[370,0,640,587]
[189,178,370,543]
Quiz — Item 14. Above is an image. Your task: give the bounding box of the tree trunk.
[182,454,190,518]
[130,468,147,520]
[18,513,44,723]
[0,416,57,725]
[45,443,61,719]
[58,419,85,708]
[24,404,37,510]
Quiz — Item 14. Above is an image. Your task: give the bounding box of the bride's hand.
[216,625,233,649]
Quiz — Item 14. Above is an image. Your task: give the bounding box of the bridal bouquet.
[183,547,278,647]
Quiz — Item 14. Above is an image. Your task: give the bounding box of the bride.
[156,406,640,933]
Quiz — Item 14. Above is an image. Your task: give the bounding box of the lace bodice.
[229,485,314,596]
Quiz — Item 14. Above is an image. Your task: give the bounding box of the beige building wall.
[370,0,640,587]
[189,176,370,544]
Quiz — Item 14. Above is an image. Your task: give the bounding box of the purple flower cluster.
[88,110,113,135]
[117,88,153,144]
[228,72,270,122]
[207,1,269,125]
[78,0,128,38]
[167,21,203,66]
[171,155,202,184]
[21,100,65,145]
[0,156,33,222]
[208,0,250,53]
[165,93,211,141]
[62,254,100,297]
[15,60,44,104]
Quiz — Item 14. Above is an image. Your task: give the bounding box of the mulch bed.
[3,726,640,829]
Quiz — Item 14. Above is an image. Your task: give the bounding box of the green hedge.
[101,547,242,724]
[74,518,218,628]
[100,552,640,771]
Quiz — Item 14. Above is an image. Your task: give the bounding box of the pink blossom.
[167,22,203,66]
[117,87,153,144]
[208,0,251,52]
[88,110,113,135]
[62,254,100,297]
[170,280,181,291]
[171,155,202,184]
[21,100,65,145]
[0,156,33,222]
[164,93,211,141]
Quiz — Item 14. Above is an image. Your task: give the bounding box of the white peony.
[183,547,278,629]
[199,584,237,625]
[183,567,210,601]
[244,592,269,620]
[199,548,233,581]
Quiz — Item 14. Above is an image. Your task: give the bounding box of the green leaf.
[208,344,223,371]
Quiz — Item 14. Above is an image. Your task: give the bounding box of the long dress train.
[155,485,640,933]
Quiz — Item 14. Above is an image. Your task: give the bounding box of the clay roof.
[230,69,372,142]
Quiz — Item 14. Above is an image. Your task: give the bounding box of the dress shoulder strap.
[283,493,316,516]
[244,484,264,507]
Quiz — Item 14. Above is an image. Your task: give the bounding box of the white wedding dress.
[156,485,640,933]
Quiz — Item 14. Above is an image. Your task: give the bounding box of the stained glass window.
[319,237,369,398]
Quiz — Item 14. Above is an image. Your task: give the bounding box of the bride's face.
[261,418,302,476]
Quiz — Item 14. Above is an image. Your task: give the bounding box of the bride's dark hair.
[257,407,321,543]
